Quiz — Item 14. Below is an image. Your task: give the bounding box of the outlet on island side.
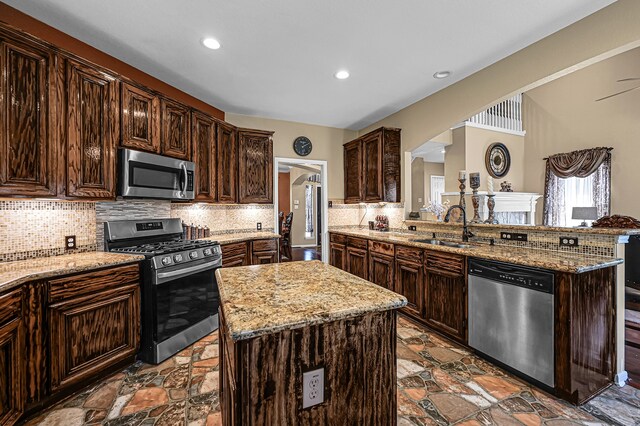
[559,236,579,247]
[302,367,324,409]
[256,222,262,231]
[65,235,77,250]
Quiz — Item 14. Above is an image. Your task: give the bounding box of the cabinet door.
[222,255,249,268]
[0,319,24,426]
[369,253,394,289]
[217,121,237,203]
[160,98,190,160]
[343,140,362,203]
[346,246,368,280]
[251,251,278,265]
[362,131,383,202]
[329,243,347,271]
[221,242,248,267]
[49,284,139,392]
[424,269,466,342]
[238,130,273,204]
[0,37,56,197]
[192,111,217,201]
[66,59,118,199]
[121,82,159,153]
[395,259,423,318]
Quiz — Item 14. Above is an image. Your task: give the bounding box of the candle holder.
[457,178,466,223]
[469,173,481,224]
[484,195,499,224]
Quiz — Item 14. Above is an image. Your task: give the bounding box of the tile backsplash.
[171,203,275,234]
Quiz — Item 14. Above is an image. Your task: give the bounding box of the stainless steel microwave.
[119,148,195,200]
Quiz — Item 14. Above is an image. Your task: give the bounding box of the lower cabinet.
[329,243,347,270]
[251,239,278,265]
[395,259,423,318]
[0,317,24,426]
[368,253,394,290]
[346,246,368,279]
[221,239,280,268]
[424,251,467,343]
[221,242,250,267]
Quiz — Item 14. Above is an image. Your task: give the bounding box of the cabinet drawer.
[395,245,423,263]
[252,239,277,252]
[222,254,249,268]
[0,288,22,327]
[425,251,465,276]
[347,237,368,249]
[221,242,248,258]
[330,233,347,244]
[368,240,394,256]
[48,264,140,303]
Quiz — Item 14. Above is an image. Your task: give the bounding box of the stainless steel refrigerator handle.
[155,261,218,284]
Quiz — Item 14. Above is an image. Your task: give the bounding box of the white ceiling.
[5,0,615,130]
[412,141,447,163]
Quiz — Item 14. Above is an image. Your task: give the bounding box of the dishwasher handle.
[469,258,554,293]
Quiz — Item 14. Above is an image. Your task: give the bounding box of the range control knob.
[174,254,183,263]
[203,248,212,256]
[162,256,172,266]
[189,251,198,259]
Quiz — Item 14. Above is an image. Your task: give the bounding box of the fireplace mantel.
[440,191,542,225]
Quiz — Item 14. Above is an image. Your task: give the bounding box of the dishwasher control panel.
[468,259,554,294]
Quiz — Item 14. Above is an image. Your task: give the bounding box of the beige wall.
[423,162,445,203]
[355,0,640,201]
[522,46,640,221]
[444,127,467,192]
[410,158,424,211]
[225,113,356,200]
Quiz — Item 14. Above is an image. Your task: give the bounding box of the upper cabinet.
[160,98,190,160]
[65,58,119,199]
[121,82,160,153]
[343,127,401,204]
[0,33,56,197]
[217,121,238,203]
[238,129,273,204]
[191,111,217,202]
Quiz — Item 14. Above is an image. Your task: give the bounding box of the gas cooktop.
[110,239,218,256]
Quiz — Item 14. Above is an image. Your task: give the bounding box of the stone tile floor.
[25,316,639,425]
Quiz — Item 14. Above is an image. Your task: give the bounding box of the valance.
[545,147,612,178]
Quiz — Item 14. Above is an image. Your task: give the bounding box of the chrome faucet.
[444,204,474,242]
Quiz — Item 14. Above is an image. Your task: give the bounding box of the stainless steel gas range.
[104,218,221,364]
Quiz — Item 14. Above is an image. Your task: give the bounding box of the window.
[560,175,595,227]
[305,184,313,237]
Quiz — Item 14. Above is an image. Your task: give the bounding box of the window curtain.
[305,184,313,233]
[543,147,612,226]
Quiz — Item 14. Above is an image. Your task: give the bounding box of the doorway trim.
[274,157,329,263]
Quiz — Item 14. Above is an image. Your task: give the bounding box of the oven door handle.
[155,261,218,285]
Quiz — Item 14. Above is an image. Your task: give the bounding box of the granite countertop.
[330,228,622,274]
[216,260,407,341]
[0,252,145,293]
[202,231,281,245]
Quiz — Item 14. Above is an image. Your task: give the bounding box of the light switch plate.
[302,368,324,409]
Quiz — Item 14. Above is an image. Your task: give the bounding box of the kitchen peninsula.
[215,261,407,425]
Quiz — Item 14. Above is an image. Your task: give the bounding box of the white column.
[614,236,629,386]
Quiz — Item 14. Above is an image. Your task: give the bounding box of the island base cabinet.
[219,309,398,425]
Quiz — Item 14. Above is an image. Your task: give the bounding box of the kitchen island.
[215,260,407,425]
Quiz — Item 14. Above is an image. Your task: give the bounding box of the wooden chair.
[280,212,293,261]
[278,211,284,235]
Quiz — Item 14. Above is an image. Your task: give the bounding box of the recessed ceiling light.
[202,38,221,50]
[433,71,451,79]
[440,149,446,154]
[335,70,350,80]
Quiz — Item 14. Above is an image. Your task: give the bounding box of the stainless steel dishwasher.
[468,258,555,388]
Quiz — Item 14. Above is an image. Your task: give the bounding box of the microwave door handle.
[155,261,218,285]
[180,163,187,196]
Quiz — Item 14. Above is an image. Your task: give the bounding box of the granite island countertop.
[216,260,407,341]
[330,228,622,274]
[202,231,281,245]
[0,252,145,293]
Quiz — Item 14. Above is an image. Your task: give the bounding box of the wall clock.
[485,142,511,178]
[293,136,312,156]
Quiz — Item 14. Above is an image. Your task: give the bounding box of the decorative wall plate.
[293,136,312,156]
[485,142,511,178]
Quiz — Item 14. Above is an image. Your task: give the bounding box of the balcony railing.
[467,94,523,134]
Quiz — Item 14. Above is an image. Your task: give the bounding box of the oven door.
[149,259,220,363]
[119,148,195,200]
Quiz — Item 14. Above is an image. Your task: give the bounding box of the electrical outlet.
[256,222,262,231]
[559,236,579,247]
[302,368,324,409]
[500,232,528,242]
[65,235,76,250]
[408,225,417,231]
[328,201,333,208]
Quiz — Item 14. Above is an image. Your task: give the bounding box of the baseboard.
[293,244,319,248]
[614,370,629,386]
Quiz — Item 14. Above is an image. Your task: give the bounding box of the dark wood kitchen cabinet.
[346,237,368,279]
[329,233,347,270]
[238,129,273,204]
[424,251,466,343]
[0,33,57,197]
[160,98,190,160]
[251,239,278,265]
[395,258,423,319]
[47,265,140,392]
[221,242,250,268]
[0,289,25,426]
[368,240,395,290]
[343,127,401,204]
[65,58,119,199]
[217,121,238,203]
[192,111,217,201]
[121,82,160,153]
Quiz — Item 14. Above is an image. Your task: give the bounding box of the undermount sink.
[411,239,473,249]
